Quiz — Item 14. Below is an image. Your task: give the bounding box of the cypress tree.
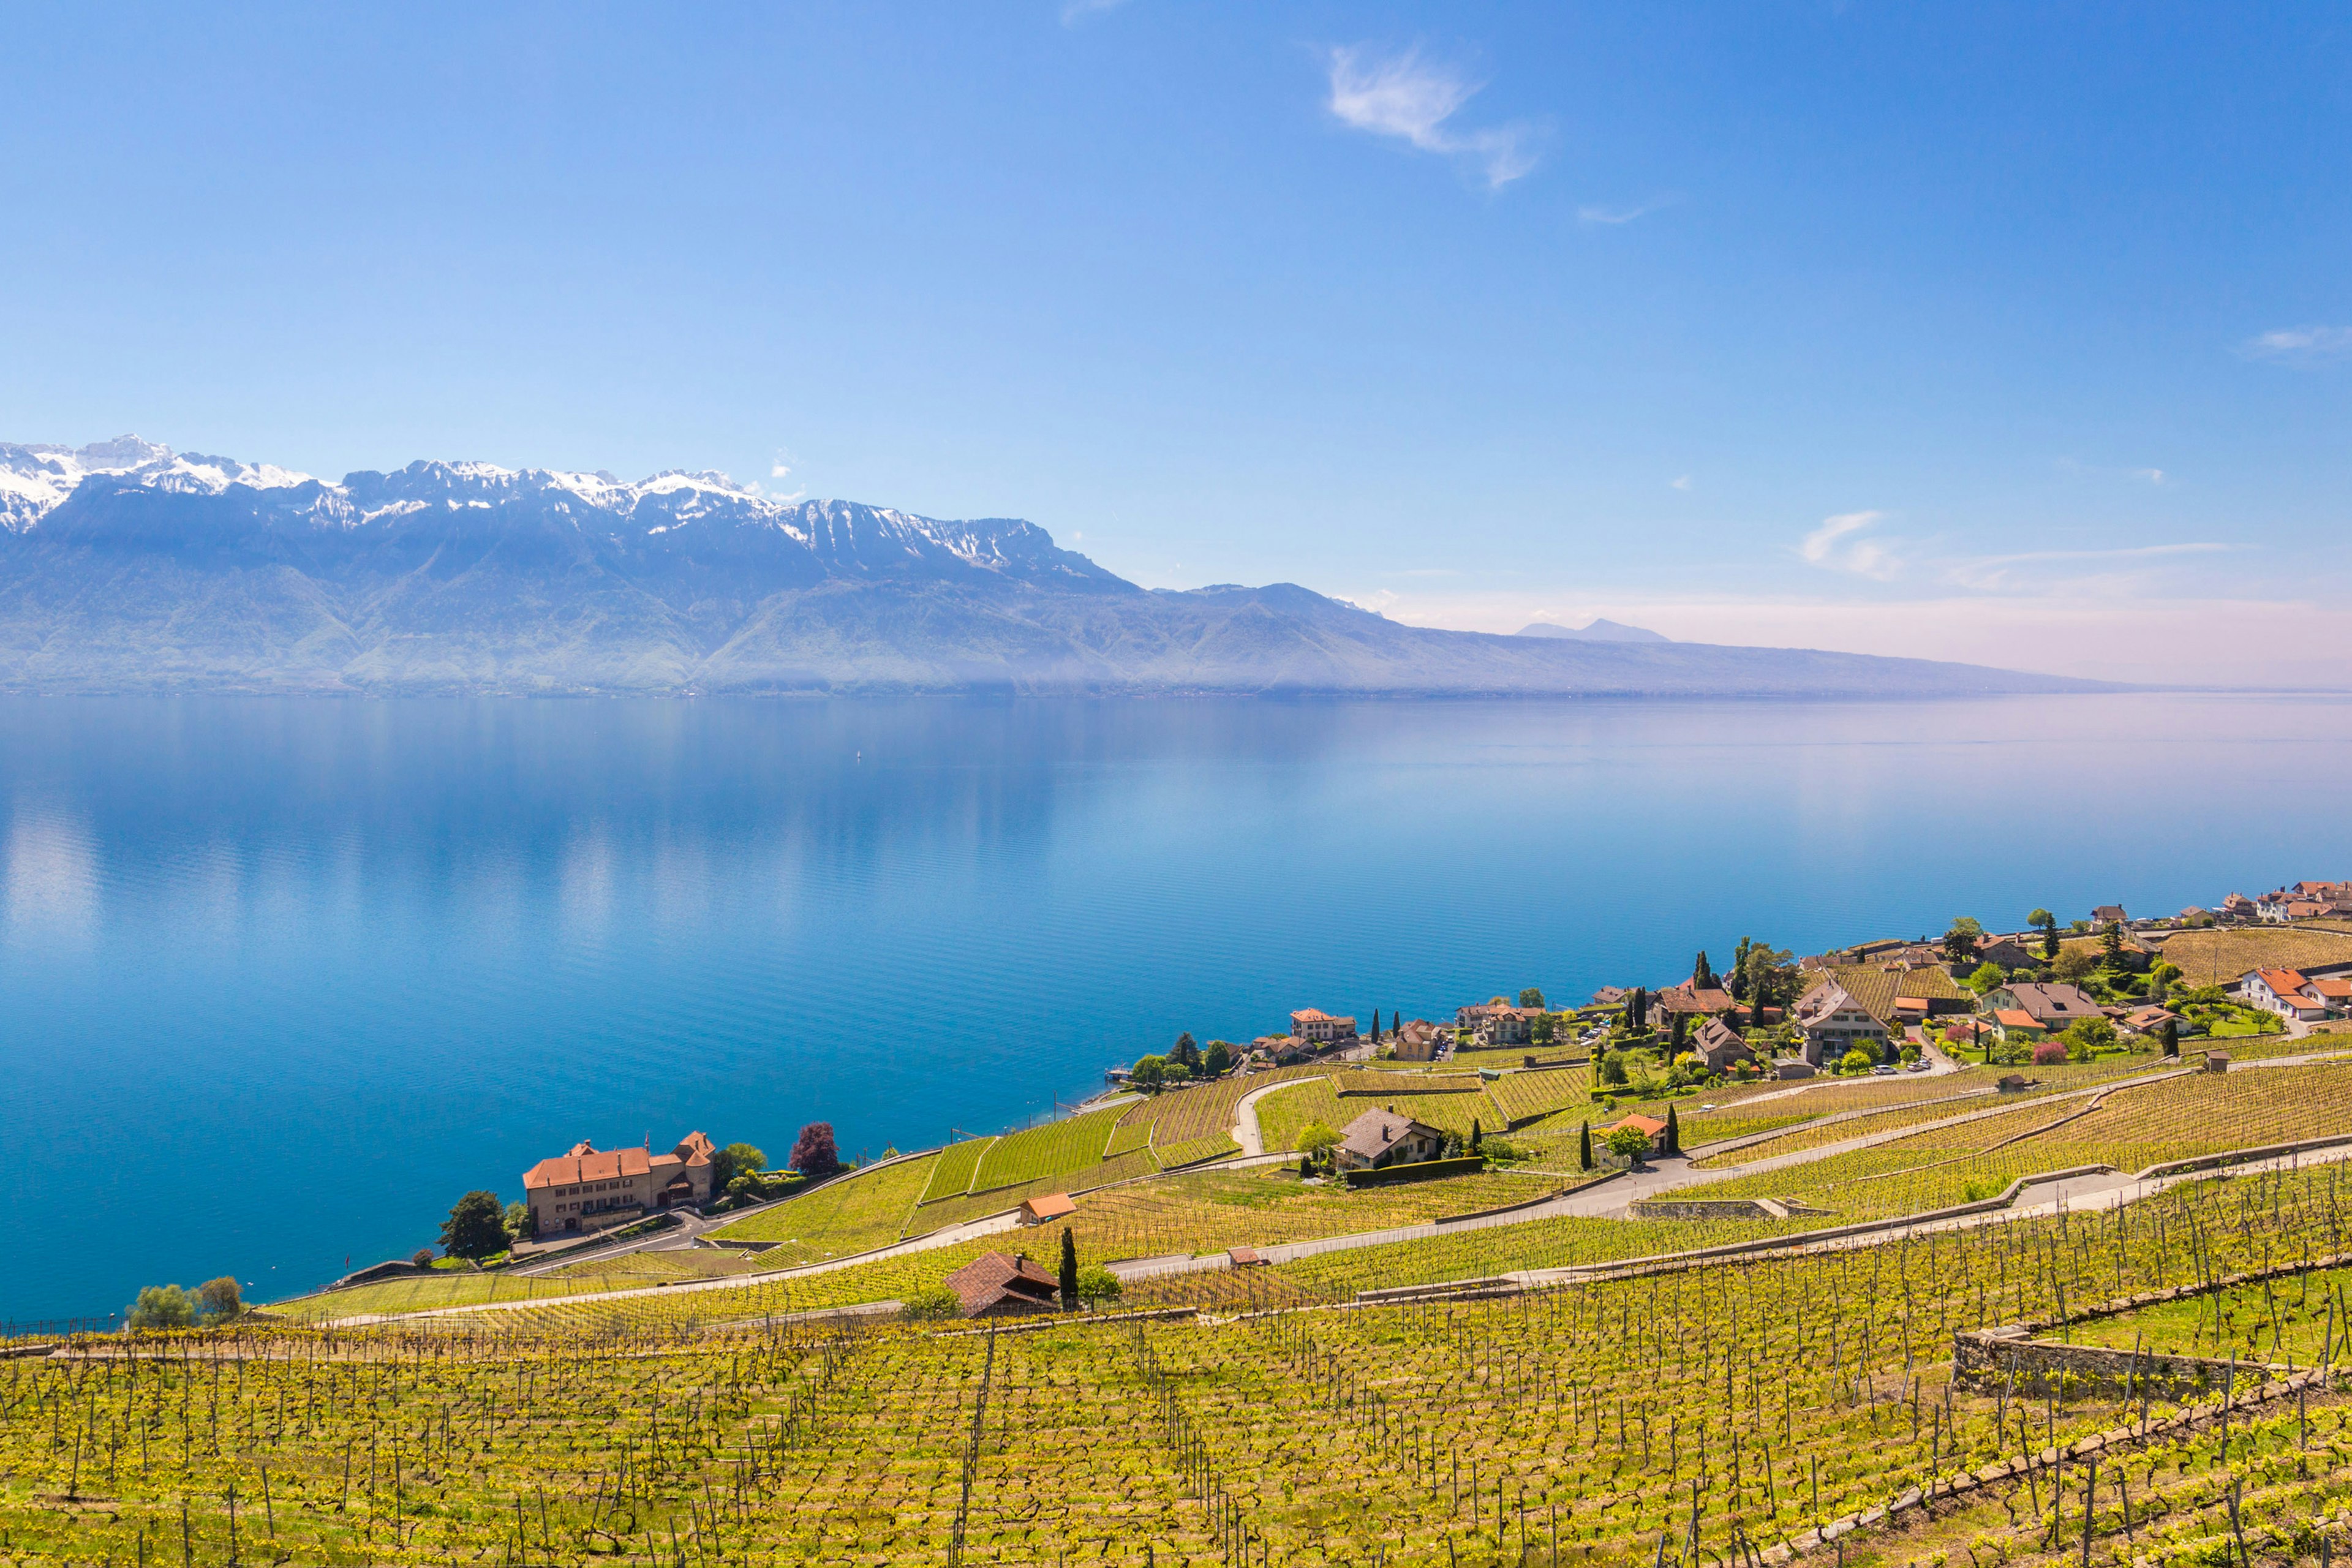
[1664,1102,1681,1156]
[1058,1226,1079,1310]
[1578,1121,1593,1170]
[1693,951,1714,989]
[1470,1118,1482,1153]
[2163,1017,2179,1058]
[1671,1011,1688,1050]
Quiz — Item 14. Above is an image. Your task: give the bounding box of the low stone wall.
[1341,1155,1488,1188]
[1954,1326,2272,1397]
[1629,1198,1791,1221]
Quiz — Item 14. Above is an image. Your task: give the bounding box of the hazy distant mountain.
[1515,619,1669,644]
[0,438,2104,698]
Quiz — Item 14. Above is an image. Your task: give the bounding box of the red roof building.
[522,1130,714,1237]
[943,1251,1062,1317]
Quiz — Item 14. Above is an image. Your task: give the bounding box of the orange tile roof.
[522,1143,654,1190]
[1994,1010,2042,1030]
[1610,1114,1667,1137]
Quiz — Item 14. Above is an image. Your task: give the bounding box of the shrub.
[411,1248,435,1268]
[1074,1264,1123,1306]
[2032,1040,2068,1066]
[712,1142,766,1192]
[127,1284,194,1330]
[1597,1051,1629,1087]
[1297,1121,1341,1162]
[1479,1137,1523,1163]
[899,1284,961,1321]
[1838,1048,1876,1074]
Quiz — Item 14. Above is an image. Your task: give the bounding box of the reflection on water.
[2,692,2350,1321]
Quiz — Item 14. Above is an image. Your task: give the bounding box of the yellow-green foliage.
[707,1153,941,1257]
[19,1163,2347,1568]
[916,1137,993,1205]
[1255,1076,1346,1152]
[1485,1067,1589,1126]
[968,1105,1128,1192]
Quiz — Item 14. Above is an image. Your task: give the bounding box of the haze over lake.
[2,692,2348,1322]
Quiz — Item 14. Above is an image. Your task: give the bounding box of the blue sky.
[4,2,2350,682]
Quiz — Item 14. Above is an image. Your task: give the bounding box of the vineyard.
[12,1152,2352,1566]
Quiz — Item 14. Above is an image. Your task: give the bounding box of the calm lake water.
[4,692,2351,1321]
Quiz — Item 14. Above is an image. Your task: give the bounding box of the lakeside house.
[1980,981,2101,1030]
[1653,984,1743,1033]
[2239,965,2352,1019]
[943,1251,1061,1317]
[522,1131,715,1237]
[2122,1005,2184,1036]
[1456,1002,1542,1047]
[1289,1008,1359,1044]
[1688,1016,1753,1074]
[1972,934,2037,970]
[1333,1109,1447,1172]
[1392,1018,1446,1062]
[1991,1009,2046,1043]
[1790,982,1889,1066]
[1018,1193,1077,1226]
[2091,905,2127,926]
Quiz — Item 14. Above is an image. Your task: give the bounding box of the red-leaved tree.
[790,1122,842,1175]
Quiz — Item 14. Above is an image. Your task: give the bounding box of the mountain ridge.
[0,438,2107,698]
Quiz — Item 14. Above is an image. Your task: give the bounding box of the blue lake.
[3,692,2350,1322]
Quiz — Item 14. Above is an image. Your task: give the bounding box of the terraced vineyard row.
[13,1156,2352,1566]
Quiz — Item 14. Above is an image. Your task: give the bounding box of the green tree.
[2054,946,2098,984]
[900,1284,961,1321]
[1202,1039,1233,1077]
[1531,1012,1556,1045]
[1838,1047,1876,1074]
[2029,908,2060,960]
[1628,987,1648,1032]
[1604,1125,1653,1163]
[1730,937,1754,1000]
[710,1142,766,1193]
[1942,917,1985,965]
[1058,1226,1079,1311]
[2163,1017,2180,1058]
[1578,1121,1594,1170]
[1074,1264,1123,1308]
[1692,951,1715,989]
[127,1284,194,1330]
[504,1200,533,1240]
[1670,1011,1688,1049]
[1598,1050,1630,1087]
[1130,1054,1166,1090]
[2064,1016,2117,1061]
[440,1190,510,1260]
[1737,944,1798,1010]
[1664,1102,1680,1156]
[1518,987,1546,1009]
[1297,1121,1341,1163]
[1170,1033,1202,1072]
[194,1276,243,1323]
[1967,960,2007,994]
[1469,1118,1483,1153]
[2101,920,2125,962]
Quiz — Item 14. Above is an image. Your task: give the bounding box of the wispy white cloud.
[1577,195,1679,225]
[1669,475,1693,492]
[1942,541,2229,592]
[1799,510,1901,579]
[1325,45,1539,190]
[2242,325,2352,361]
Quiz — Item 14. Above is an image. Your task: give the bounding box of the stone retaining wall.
[1629,1198,1791,1221]
[1953,1326,2272,1397]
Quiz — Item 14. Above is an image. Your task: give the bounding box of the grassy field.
[706,1153,941,1255]
[916,1136,993,1204]
[1697,1060,2352,1220]
[43,1158,2352,1568]
[970,1104,1129,1192]
[2156,923,2352,986]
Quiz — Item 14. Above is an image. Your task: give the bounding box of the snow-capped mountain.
[0,436,2099,698]
[0,437,313,533]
